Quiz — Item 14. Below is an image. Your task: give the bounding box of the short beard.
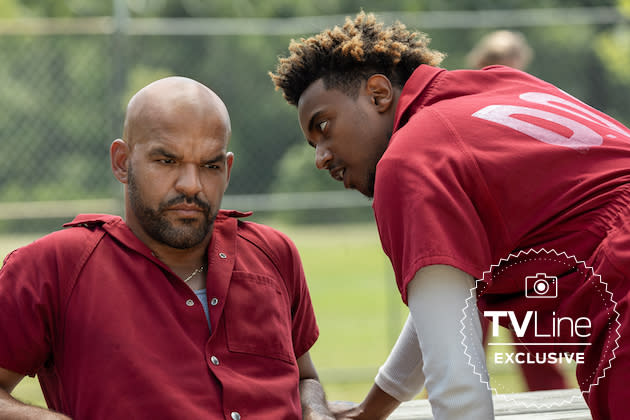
[128,166,217,249]
[366,169,376,199]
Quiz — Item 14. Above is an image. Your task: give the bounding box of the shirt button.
[219,252,227,259]
[210,298,219,306]
[186,299,195,307]
[230,412,241,420]
[211,356,220,366]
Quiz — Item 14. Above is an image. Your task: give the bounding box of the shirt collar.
[63,209,253,264]
[393,65,446,133]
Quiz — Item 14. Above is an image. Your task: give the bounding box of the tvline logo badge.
[460,248,621,409]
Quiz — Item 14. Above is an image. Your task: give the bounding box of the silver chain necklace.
[183,265,205,283]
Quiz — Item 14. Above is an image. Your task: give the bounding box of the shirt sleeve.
[0,242,59,376]
[373,110,495,304]
[375,314,425,401]
[407,265,493,419]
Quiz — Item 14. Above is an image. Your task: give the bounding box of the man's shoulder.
[51,214,121,242]
[216,210,299,266]
[217,209,291,243]
[240,224,298,266]
[62,213,122,228]
[10,214,120,258]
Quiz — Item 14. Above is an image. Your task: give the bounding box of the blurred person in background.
[0,77,334,420]
[271,11,630,420]
[466,29,533,70]
[468,28,569,393]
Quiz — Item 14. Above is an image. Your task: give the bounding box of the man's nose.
[315,144,333,170]
[175,164,203,196]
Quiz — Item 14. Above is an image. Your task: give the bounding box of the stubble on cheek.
[127,166,215,249]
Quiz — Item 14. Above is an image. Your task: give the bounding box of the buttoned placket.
[204,218,241,418]
[206,249,230,373]
[206,253,227,309]
[216,251,244,420]
[148,251,203,310]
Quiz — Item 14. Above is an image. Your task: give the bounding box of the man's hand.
[303,407,337,420]
[328,401,363,419]
[328,384,400,420]
[328,400,389,420]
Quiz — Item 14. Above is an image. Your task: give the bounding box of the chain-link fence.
[1,7,629,230]
[2,7,629,403]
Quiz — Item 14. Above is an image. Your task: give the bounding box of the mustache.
[161,195,210,212]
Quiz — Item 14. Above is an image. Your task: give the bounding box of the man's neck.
[124,218,211,273]
[150,241,209,270]
[149,239,211,290]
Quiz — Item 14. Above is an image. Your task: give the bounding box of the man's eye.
[159,159,175,164]
[204,164,220,169]
[319,120,328,132]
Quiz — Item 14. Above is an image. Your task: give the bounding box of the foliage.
[271,141,340,193]
[595,27,630,86]
[1,0,629,217]
[0,35,114,202]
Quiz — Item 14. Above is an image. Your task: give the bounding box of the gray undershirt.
[193,288,211,332]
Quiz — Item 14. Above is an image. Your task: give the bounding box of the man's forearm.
[408,265,494,420]
[335,314,422,420]
[375,314,425,401]
[357,383,401,419]
[0,388,70,420]
[300,378,334,419]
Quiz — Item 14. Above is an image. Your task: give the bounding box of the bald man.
[0,77,333,420]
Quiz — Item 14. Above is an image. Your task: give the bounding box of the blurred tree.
[1,0,628,217]
[0,0,21,17]
[0,35,114,201]
[271,142,340,193]
[14,0,72,17]
[589,0,630,124]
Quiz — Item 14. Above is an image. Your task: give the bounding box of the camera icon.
[525,273,558,298]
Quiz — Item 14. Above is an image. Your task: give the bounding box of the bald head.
[110,76,235,252]
[123,76,231,149]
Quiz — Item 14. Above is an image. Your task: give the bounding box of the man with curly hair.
[271,11,630,420]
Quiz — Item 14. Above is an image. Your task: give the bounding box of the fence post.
[110,0,129,213]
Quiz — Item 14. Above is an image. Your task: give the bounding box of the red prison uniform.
[0,211,319,420]
[373,64,630,420]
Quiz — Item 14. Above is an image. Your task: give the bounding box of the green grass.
[1,223,577,408]
[275,222,408,402]
[0,234,47,407]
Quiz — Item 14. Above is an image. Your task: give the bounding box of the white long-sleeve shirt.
[375,265,494,420]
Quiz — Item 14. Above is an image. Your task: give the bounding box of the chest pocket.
[224,272,294,363]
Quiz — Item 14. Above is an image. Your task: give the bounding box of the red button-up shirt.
[0,210,319,419]
[375,64,630,303]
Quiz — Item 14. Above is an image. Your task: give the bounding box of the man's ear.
[366,74,394,113]
[224,151,234,192]
[111,139,130,184]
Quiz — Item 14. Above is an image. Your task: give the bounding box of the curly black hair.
[270,11,445,106]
